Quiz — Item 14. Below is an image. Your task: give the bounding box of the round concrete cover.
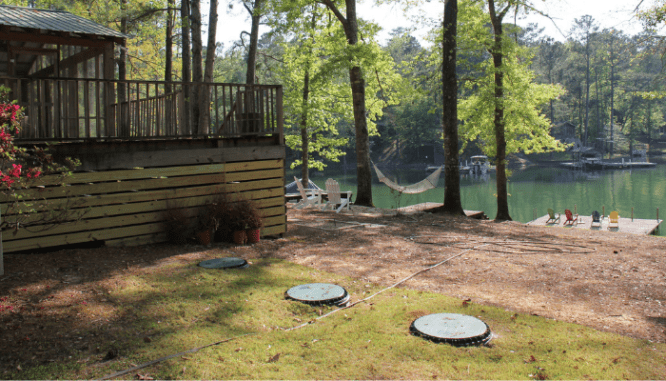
[411,313,492,346]
[198,257,248,269]
[285,283,350,306]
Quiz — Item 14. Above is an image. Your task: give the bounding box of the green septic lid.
[285,283,350,306]
[410,313,492,346]
[198,257,249,269]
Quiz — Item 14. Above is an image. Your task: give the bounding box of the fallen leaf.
[268,353,280,363]
[136,373,153,380]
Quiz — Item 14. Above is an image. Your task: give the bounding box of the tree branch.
[243,1,253,15]
[257,51,284,63]
[498,4,511,21]
[317,0,347,26]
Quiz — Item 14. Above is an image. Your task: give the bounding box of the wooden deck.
[527,214,663,235]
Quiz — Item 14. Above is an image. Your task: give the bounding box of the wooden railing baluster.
[2,77,281,142]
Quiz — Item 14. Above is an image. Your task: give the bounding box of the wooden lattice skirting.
[1,149,286,253]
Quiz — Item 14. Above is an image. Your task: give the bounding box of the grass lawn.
[7,256,666,380]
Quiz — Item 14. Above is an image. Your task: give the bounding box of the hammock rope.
[372,162,442,194]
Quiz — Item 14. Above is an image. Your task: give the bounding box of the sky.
[213,0,651,50]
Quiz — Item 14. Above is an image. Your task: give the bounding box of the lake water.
[290,165,666,236]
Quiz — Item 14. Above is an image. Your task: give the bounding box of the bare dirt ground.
[1,204,665,375]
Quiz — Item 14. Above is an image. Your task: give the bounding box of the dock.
[560,160,657,170]
[527,214,663,235]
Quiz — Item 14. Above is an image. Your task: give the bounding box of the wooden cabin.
[0,5,286,253]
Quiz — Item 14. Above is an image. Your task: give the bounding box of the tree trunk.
[246,0,262,85]
[595,65,600,152]
[166,0,174,88]
[440,0,465,215]
[181,0,191,134]
[202,0,218,134]
[584,33,590,146]
[299,10,318,188]
[320,0,373,206]
[647,101,652,143]
[165,0,174,132]
[488,0,511,221]
[300,69,310,187]
[609,34,615,158]
[349,66,373,206]
[203,0,217,83]
[190,0,203,135]
[118,0,128,137]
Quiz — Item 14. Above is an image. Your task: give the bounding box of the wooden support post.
[276,85,284,145]
[631,207,634,222]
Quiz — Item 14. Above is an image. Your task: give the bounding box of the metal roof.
[0,5,128,39]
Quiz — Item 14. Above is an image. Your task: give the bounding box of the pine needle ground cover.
[2,252,664,380]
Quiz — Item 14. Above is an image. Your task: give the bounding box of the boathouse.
[0,6,286,253]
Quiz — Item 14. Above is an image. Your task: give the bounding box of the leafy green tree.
[280,5,351,184]
[274,3,403,186]
[458,0,564,221]
[569,15,598,146]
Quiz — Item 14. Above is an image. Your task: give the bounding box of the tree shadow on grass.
[0,243,302,379]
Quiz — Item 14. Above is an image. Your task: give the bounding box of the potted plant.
[162,203,193,245]
[195,207,218,246]
[224,199,263,245]
[243,202,264,244]
[210,193,235,243]
[220,200,247,245]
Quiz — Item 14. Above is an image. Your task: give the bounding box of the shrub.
[0,85,81,231]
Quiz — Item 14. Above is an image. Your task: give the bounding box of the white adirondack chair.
[294,176,321,209]
[323,178,352,213]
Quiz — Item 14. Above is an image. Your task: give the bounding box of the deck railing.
[0,77,283,142]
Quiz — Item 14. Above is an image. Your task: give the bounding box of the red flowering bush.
[0,85,81,231]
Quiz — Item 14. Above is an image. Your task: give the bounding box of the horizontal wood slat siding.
[1,159,286,253]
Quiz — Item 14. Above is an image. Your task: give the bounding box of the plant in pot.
[162,202,193,245]
[243,202,264,244]
[227,201,249,245]
[210,193,235,243]
[195,207,219,246]
[231,199,263,244]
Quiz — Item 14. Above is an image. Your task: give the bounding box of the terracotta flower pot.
[233,230,247,245]
[246,228,261,244]
[196,229,213,246]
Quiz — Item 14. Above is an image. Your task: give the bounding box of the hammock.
[372,162,443,194]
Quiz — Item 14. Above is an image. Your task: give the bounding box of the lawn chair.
[293,176,321,209]
[608,211,620,229]
[563,209,578,226]
[546,208,560,224]
[322,178,352,213]
[591,210,602,227]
